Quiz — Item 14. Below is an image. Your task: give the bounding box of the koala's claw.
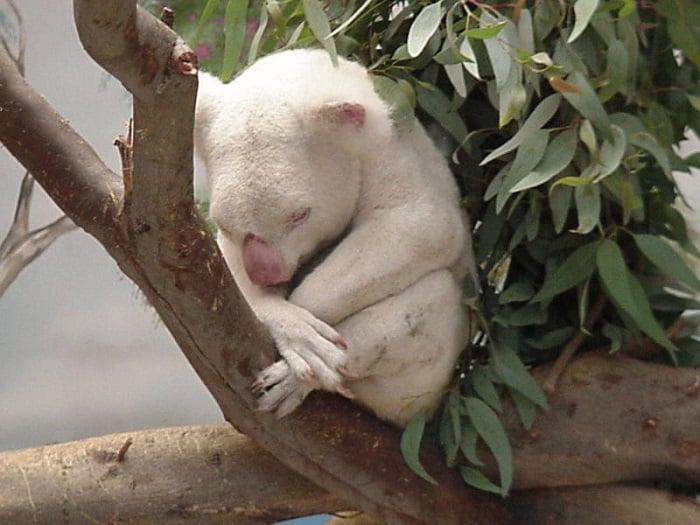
[254,361,312,417]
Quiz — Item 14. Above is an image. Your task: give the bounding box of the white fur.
[196,49,476,426]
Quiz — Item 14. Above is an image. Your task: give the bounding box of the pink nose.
[242,234,291,286]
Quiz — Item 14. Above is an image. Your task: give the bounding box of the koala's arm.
[289,205,466,326]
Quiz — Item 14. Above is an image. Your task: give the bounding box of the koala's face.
[209,105,364,287]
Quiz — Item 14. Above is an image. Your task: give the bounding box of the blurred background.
[0,2,697,525]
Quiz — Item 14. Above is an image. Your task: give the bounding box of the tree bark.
[1,423,697,525]
[0,424,345,524]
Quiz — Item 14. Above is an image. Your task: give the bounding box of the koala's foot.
[253,360,313,417]
[258,302,352,396]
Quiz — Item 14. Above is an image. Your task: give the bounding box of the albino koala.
[195,49,476,426]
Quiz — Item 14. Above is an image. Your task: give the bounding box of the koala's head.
[195,51,392,287]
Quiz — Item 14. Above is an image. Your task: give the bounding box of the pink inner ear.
[320,102,365,128]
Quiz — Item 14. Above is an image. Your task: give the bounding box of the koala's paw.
[259,303,353,397]
[253,360,313,418]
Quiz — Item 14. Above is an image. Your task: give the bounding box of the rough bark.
[498,353,700,488]
[0,424,345,524]
[1,423,697,525]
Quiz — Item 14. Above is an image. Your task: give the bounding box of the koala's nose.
[242,234,292,286]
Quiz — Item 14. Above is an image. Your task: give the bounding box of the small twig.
[543,293,607,393]
[160,7,175,28]
[618,318,690,360]
[116,438,133,463]
[114,118,134,197]
[2,0,26,75]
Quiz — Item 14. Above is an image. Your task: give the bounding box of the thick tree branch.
[0,424,346,524]
[496,353,700,488]
[2,423,698,525]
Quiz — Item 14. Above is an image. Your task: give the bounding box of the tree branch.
[0,174,77,299]
[2,423,697,525]
[0,424,347,524]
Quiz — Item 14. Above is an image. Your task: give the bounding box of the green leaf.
[460,37,481,80]
[407,1,443,58]
[579,119,597,157]
[561,71,612,141]
[549,184,572,233]
[472,367,502,412]
[328,0,373,37]
[597,125,627,178]
[532,241,599,302]
[482,17,513,90]
[619,0,637,17]
[194,0,221,46]
[633,234,700,291]
[610,113,671,176]
[497,129,549,211]
[510,129,577,192]
[221,0,250,82]
[568,0,600,43]
[657,0,700,67]
[416,84,468,145]
[373,76,415,132]
[491,334,549,409]
[459,421,484,466]
[247,3,269,66]
[464,397,512,496]
[510,389,537,430]
[598,39,629,102]
[498,65,527,128]
[525,326,576,350]
[480,94,562,165]
[597,240,678,355]
[465,21,507,39]
[499,282,535,304]
[688,94,700,112]
[574,183,600,234]
[400,413,438,485]
[303,0,338,66]
[444,63,467,97]
[460,467,502,494]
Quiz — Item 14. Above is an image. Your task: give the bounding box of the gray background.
[0,3,696,525]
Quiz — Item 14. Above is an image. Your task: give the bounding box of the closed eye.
[288,207,311,227]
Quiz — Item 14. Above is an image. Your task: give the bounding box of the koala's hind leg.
[336,270,471,426]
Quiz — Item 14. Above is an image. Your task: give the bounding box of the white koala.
[195,49,476,426]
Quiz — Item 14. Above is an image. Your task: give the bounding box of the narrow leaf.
[465,21,507,39]
[194,0,221,46]
[511,129,577,192]
[491,335,549,409]
[574,183,601,234]
[561,71,612,141]
[221,0,250,81]
[460,467,502,494]
[480,94,562,165]
[400,413,438,485]
[568,0,600,43]
[459,421,484,466]
[303,0,338,66]
[532,241,599,302]
[407,2,443,58]
[464,397,512,496]
[633,234,700,291]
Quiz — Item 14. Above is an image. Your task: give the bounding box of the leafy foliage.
[149,0,700,494]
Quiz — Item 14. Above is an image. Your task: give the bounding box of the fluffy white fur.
[196,49,476,426]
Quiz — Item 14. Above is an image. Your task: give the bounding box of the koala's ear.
[316,102,366,128]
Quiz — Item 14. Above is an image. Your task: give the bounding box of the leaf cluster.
[149,0,700,495]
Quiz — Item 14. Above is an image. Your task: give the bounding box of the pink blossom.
[195,43,213,60]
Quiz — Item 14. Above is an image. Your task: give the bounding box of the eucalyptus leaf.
[407,1,443,58]
[597,124,627,178]
[472,367,502,412]
[549,184,572,233]
[510,388,537,430]
[464,397,512,496]
[532,241,599,302]
[491,335,548,408]
[459,421,484,466]
[573,183,600,234]
[568,0,600,43]
[460,467,501,494]
[561,71,612,141]
[460,37,481,79]
[466,21,507,40]
[633,234,700,291]
[221,0,250,81]
[302,0,338,66]
[511,129,577,192]
[400,413,438,485]
[480,94,562,165]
